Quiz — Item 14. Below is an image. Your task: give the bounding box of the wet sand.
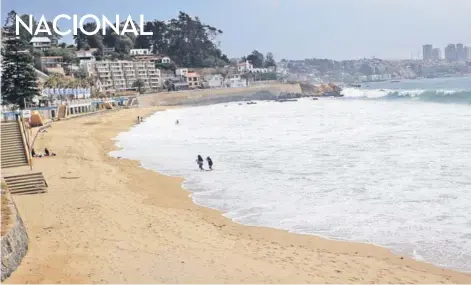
[5,107,471,283]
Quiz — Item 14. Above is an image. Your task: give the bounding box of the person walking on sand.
[196,155,204,170]
[206,156,213,170]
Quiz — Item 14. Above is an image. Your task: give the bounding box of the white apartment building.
[252,68,269,73]
[130,49,151,56]
[90,60,161,91]
[30,37,51,51]
[237,60,254,73]
[176,68,188,77]
[225,74,247,88]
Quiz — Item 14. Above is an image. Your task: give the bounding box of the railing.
[17,114,33,170]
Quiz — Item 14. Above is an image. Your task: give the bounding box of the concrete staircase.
[1,122,29,169]
[3,172,48,195]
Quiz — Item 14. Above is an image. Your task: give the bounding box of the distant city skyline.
[2,0,471,60]
[421,43,470,61]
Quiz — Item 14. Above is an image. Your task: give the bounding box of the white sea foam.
[341,87,468,99]
[111,98,471,273]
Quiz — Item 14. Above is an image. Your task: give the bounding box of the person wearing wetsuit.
[206,157,213,170]
[196,155,204,170]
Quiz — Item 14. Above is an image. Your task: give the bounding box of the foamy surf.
[341,87,471,103]
[111,82,471,273]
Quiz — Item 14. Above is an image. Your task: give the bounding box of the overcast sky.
[2,0,470,60]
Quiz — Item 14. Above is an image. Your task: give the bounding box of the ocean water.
[342,76,471,104]
[111,77,471,272]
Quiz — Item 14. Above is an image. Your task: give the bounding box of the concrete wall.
[1,193,29,282]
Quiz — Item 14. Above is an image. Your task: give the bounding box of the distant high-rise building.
[445,44,457,61]
[465,46,471,61]
[432,48,441,60]
[456,43,465,61]
[422,44,433,61]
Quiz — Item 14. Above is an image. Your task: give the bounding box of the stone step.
[6,182,45,191]
[4,178,43,186]
[6,182,46,191]
[1,131,21,135]
[1,146,26,150]
[1,159,28,168]
[1,152,26,157]
[3,172,43,181]
[1,135,22,140]
[11,188,47,195]
[1,126,19,130]
[1,146,25,151]
[4,172,48,195]
[1,139,23,143]
[1,145,25,149]
[1,162,29,169]
[1,156,27,161]
[2,151,27,156]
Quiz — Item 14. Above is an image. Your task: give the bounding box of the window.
[193,77,197,81]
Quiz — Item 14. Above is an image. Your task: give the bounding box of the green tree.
[164,12,229,67]
[73,22,102,50]
[132,79,145,93]
[44,47,78,64]
[1,11,39,109]
[73,69,87,79]
[156,62,176,72]
[264,52,276,68]
[247,50,264,68]
[17,14,36,44]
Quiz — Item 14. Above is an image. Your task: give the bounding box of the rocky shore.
[171,83,343,106]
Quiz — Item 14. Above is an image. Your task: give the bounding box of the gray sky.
[2,0,471,60]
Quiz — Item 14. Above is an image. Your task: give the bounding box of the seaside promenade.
[2,92,471,283]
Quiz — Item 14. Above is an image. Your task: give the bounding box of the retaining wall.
[1,193,29,282]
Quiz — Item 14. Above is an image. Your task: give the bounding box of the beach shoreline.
[5,106,471,283]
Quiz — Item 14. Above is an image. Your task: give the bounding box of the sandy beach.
[5,106,471,283]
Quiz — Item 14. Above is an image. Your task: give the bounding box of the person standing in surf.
[196,155,204,170]
[206,157,213,170]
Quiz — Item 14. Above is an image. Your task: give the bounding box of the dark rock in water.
[322,91,344,97]
[277,99,298,102]
[246,101,257,105]
[312,97,319,100]
[278,92,303,100]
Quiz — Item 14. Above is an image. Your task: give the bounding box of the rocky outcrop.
[1,192,29,282]
[300,82,343,97]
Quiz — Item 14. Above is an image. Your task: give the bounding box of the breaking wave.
[341,88,471,104]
